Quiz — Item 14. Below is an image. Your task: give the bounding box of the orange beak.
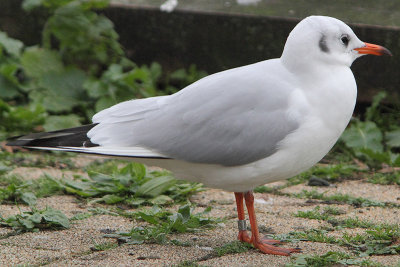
[354,42,392,56]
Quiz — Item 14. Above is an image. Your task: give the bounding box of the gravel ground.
[1,155,400,266]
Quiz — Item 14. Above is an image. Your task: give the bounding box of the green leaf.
[130,163,147,180]
[359,149,392,165]
[150,195,173,205]
[64,181,99,197]
[30,68,87,113]
[20,217,35,229]
[0,32,24,57]
[178,204,191,223]
[40,68,86,95]
[30,212,43,224]
[21,47,63,78]
[97,194,124,204]
[365,91,387,121]
[136,176,176,197]
[21,192,37,206]
[95,96,116,112]
[43,114,82,131]
[42,207,70,228]
[127,198,146,206]
[386,129,400,148]
[0,63,22,99]
[0,102,46,134]
[22,0,44,11]
[136,211,159,225]
[341,121,383,153]
[0,75,20,99]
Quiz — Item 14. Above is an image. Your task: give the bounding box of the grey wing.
[88,60,300,166]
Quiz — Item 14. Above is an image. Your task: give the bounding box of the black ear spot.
[319,35,329,53]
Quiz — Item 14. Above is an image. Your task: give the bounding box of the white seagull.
[7,16,391,255]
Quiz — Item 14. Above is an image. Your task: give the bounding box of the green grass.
[103,204,223,245]
[275,223,400,257]
[286,251,384,267]
[172,261,209,267]
[90,241,118,252]
[290,190,399,208]
[213,241,252,257]
[294,206,345,221]
[254,163,363,193]
[292,205,400,256]
[367,172,400,185]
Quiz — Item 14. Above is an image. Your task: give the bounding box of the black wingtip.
[6,124,99,148]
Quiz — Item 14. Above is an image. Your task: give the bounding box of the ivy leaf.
[0,32,24,57]
[29,68,87,113]
[386,129,400,148]
[341,121,383,153]
[0,75,20,99]
[21,47,64,78]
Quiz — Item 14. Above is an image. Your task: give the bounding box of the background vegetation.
[0,0,206,140]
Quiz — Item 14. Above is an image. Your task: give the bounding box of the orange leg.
[234,191,301,256]
[234,192,281,245]
[234,192,251,243]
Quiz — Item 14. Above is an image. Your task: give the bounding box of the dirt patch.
[1,155,400,266]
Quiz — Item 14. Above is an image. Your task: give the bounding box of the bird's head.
[281,16,391,70]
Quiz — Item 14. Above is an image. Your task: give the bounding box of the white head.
[281,16,391,70]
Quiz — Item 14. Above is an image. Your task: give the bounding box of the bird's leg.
[243,191,301,256]
[234,192,251,243]
[234,192,280,245]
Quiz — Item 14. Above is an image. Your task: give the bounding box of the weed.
[213,241,252,256]
[367,172,400,185]
[0,150,76,169]
[254,185,281,194]
[286,251,384,267]
[90,241,117,251]
[340,225,400,256]
[61,162,202,206]
[0,206,69,232]
[294,206,387,230]
[340,92,400,169]
[274,229,337,244]
[0,174,64,205]
[291,190,398,208]
[292,189,325,200]
[170,239,192,247]
[70,212,93,221]
[254,164,361,193]
[294,206,344,221]
[288,164,361,185]
[172,261,208,267]
[104,204,222,244]
[337,217,374,229]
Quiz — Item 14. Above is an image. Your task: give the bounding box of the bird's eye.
[341,35,349,46]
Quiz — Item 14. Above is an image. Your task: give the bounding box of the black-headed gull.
[7,16,391,255]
